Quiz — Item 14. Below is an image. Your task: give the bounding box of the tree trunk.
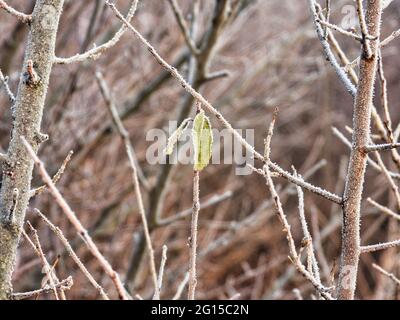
[0,0,64,300]
[337,0,382,300]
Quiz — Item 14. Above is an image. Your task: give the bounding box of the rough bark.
[0,0,64,300]
[337,0,382,300]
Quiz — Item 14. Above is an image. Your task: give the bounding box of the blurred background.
[1,0,399,299]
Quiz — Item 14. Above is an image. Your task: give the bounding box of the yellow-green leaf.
[164,118,191,155]
[192,110,213,171]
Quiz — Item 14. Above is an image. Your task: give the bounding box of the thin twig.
[156,245,168,298]
[167,0,200,55]
[381,28,400,48]
[11,277,73,300]
[95,73,149,190]
[53,0,139,64]
[293,168,321,285]
[367,198,400,222]
[360,239,400,253]
[372,263,400,286]
[356,0,372,58]
[95,72,159,299]
[263,115,332,300]
[34,209,109,300]
[332,127,400,180]
[22,225,61,300]
[106,1,342,206]
[173,272,189,300]
[30,151,73,198]
[0,68,15,103]
[316,19,363,41]
[0,0,31,24]
[365,143,400,153]
[158,190,233,227]
[264,163,333,300]
[373,151,400,210]
[21,137,129,300]
[188,170,200,300]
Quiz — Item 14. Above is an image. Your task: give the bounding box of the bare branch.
[188,170,200,300]
[30,150,73,198]
[332,127,400,180]
[356,0,372,58]
[106,1,342,205]
[372,264,400,286]
[173,272,189,300]
[361,239,400,253]
[335,0,382,300]
[167,0,200,55]
[0,0,31,24]
[22,224,61,300]
[11,277,73,300]
[365,143,400,153]
[264,163,333,300]
[0,68,15,103]
[315,19,363,41]
[95,72,149,190]
[53,0,139,64]
[95,71,159,299]
[367,198,400,222]
[156,245,168,297]
[21,137,129,300]
[34,209,109,300]
[158,190,233,227]
[381,28,400,48]
[293,168,321,285]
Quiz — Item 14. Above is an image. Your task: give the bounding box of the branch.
[360,239,400,253]
[156,245,168,298]
[95,72,149,190]
[95,72,159,299]
[11,277,73,300]
[173,272,189,300]
[22,223,61,300]
[356,0,372,58]
[167,0,200,55]
[21,137,129,300]
[106,1,342,205]
[367,198,400,222]
[188,170,200,300]
[34,209,109,300]
[0,67,15,103]
[372,264,400,286]
[157,190,233,227]
[30,150,73,198]
[293,168,321,284]
[262,113,332,299]
[364,143,400,153]
[53,0,139,64]
[307,0,357,96]
[381,28,400,48]
[332,127,400,180]
[315,18,363,41]
[264,161,333,300]
[0,0,31,24]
